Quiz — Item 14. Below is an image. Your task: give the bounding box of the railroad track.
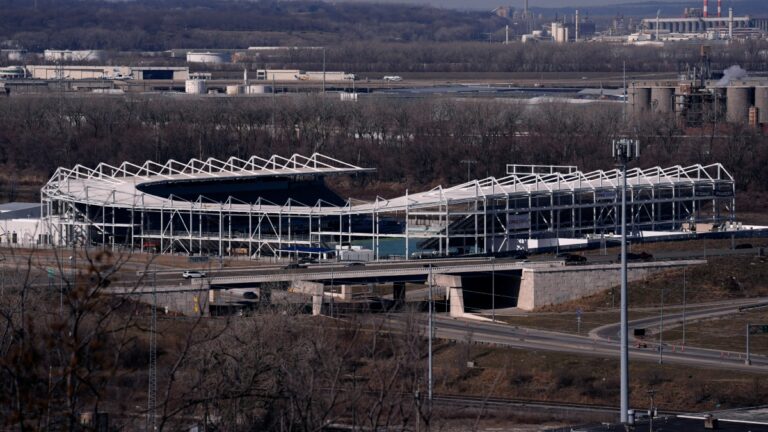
[431,393,684,416]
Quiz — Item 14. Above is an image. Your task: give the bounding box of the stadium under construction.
[40,153,736,259]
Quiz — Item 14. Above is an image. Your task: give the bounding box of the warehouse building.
[24,65,189,81]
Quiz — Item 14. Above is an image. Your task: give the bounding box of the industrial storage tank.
[651,87,674,113]
[185,79,207,94]
[186,52,230,64]
[245,84,272,94]
[726,86,754,124]
[2,49,26,61]
[43,49,105,62]
[629,86,651,114]
[755,87,768,125]
[226,85,244,95]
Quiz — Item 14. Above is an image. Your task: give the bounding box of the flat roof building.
[24,65,189,81]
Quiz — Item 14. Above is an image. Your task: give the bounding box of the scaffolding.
[41,153,736,259]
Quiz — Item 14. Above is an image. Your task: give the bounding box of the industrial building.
[628,45,768,127]
[641,15,750,34]
[253,69,352,82]
[629,79,768,127]
[40,152,735,259]
[638,1,762,39]
[23,65,189,81]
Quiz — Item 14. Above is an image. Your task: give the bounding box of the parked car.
[182,270,207,279]
[345,262,365,267]
[735,243,753,249]
[283,262,305,270]
[299,257,319,264]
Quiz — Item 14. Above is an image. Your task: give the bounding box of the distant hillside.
[0,0,508,50]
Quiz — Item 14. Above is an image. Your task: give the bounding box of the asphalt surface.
[381,303,768,373]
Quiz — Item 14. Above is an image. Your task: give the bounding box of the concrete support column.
[431,274,464,318]
[393,281,406,308]
[292,280,325,316]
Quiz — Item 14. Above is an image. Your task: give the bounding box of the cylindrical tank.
[629,86,651,114]
[755,87,768,125]
[186,52,230,64]
[726,86,754,124]
[651,87,674,113]
[245,84,272,94]
[5,49,26,61]
[226,85,244,95]
[185,79,206,94]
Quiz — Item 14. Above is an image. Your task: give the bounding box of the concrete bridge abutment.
[517,260,705,311]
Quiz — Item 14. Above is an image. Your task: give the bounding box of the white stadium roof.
[42,153,733,215]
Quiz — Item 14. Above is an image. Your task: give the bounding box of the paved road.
[590,297,768,341]
[382,307,768,373]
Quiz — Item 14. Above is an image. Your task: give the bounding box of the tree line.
[0,0,506,51]
[0,95,766,209]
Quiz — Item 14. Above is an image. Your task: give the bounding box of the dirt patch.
[431,342,768,413]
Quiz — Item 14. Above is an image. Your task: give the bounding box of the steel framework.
[41,153,736,259]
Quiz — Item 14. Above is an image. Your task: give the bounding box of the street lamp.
[613,138,639,424]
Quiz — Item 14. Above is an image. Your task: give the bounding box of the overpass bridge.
[206,260,546,286]
[107,259,704,316]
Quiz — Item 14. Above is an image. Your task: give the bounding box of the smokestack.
[575,10,580,42]
[703,0,708,18]
[729,7,734,39]
[524,0,528,17]
[717,0,722,17]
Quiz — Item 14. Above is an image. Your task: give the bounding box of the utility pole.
[613,138,640,424]
[622,61,627,123]
[147,265,157,431]
[647,389,657,432]
[491,258,496,322]
[427,264,433,403]
[682,268,687,347]
[659,286,664,364]
[461,159,477,182]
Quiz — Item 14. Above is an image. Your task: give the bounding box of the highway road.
[380,303,768,374]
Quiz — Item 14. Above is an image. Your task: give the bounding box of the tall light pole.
[322,47,326,94]
[613,138,639,424]
[427,264,433,402]
[461,159,477,182]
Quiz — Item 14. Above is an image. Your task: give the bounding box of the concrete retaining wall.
[517,260,705,311]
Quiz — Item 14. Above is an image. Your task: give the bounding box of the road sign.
[47,267,55,278]
[749,324,768,335]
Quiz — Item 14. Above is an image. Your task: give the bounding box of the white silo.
[185,79,207,94]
